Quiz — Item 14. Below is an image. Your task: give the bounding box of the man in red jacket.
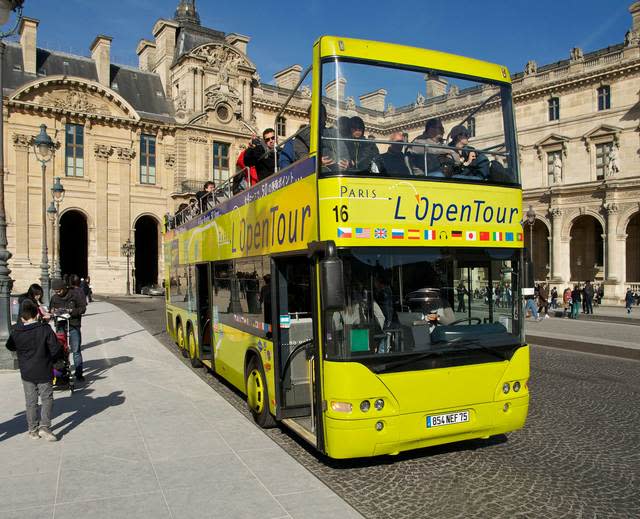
[6,300,61,441]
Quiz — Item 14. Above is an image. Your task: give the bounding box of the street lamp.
[526,205,536,281]
[47,201,57,278]
[33,124,56,303]
[121,238,135,295]
[0,0,24,369]
[50,176,65,279]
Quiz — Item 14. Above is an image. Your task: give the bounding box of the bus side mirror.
[321,257,345,310]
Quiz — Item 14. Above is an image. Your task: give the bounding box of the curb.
[526,334,640,361]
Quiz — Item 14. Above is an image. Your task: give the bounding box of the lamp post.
[50,176,64,279]
[46,201,56,279]
[33,124,56,303]
[526,205,537,281]
[121,238,135,295]
[0,0,24,369]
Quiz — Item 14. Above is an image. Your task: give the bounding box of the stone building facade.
[3,0,640,302]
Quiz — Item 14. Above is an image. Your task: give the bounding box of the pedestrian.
[5,300,61,441]
[524,291,540,321]
[18,283,51,321]
[562,287,572,317]
[85,276,93,303]
[50,277,86,382]
[625,288,634,314]
[571,284,582,319]
[550,286,558,309]
[583,280,594,314]
[538,283,549,319]
[456,282,467,312]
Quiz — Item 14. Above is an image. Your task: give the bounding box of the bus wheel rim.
[178,327,184,349]
[188,331,196,359]
[247,369,264,414]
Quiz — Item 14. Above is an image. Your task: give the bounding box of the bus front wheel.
[246,357,276,429]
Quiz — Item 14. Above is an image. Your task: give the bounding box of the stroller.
[52,312,74,392]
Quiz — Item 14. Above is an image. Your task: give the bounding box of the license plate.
[426,411,469,428]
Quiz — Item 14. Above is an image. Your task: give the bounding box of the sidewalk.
[0,302,362,519]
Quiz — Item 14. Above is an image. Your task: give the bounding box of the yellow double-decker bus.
[164,36,529,459]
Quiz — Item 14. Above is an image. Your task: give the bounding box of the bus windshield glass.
[324,248,521,363]
[319,59,519,185]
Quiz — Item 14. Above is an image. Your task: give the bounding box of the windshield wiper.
[435,337,509,360]
[370,350,443,374]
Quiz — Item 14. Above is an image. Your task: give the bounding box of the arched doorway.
[570,215,604,282]
[523,220,550,281]
[134,215,159,293]
[626,213,640,282]
[59,210,88,279]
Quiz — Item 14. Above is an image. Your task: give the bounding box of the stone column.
[114,146,134,294]
[549,208,564,282]
[94,143,112,264]
[12,134,31,262]
[603,203,623,303]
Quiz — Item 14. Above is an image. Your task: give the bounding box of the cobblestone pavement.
[105,296,640,519]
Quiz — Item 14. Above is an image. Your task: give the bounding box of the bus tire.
[245,356,276,429]
[177,321,188,358]
[187,326,202,368]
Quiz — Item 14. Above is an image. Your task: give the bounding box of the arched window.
[276,116,286,137]
[597,85,611,111]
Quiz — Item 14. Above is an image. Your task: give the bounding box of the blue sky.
[18,0,633,82]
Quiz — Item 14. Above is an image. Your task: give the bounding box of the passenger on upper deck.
[244,128,276,182]
[408,118,456,176]
[278,104,348,171]
[345,117,379,172]
[196,181,216,211]
[371,131,412,176]
[447,125,490,180]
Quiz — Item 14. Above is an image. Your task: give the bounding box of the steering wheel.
[449,317,482,326]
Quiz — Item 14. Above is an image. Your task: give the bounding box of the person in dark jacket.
[6,300,61,440]
[372,131,412,176]
[570,284,582,319]
[50,278,86,381]
[625,288,634,314]
[583,280,594,314]
[345,116,379,171]
[244,128,276,182]
[18,283,51,321]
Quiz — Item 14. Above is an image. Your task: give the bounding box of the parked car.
[141,285,165,296]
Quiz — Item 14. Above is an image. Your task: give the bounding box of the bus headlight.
[374,399,385,411]
[331,401,352,413]
[513,381,521,392]
[502,382,510,394]
[360,400,371,412]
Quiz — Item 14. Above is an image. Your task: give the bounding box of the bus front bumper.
[323,395,528,459]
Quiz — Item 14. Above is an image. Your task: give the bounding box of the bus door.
[273,256,318,438]
[195,263,213,363]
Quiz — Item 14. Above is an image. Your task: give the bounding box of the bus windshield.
[324,248,521,363]
[319,59,519,185]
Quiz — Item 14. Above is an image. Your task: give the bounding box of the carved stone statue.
[570,47,583,61]
[346,96,356,110]
[552,154,562,183]
[606,146,620,177]
[175,90,187,112]
[415,92,425,106]
[524,60,537,76]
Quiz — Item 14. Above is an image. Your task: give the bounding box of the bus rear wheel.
[177,322,188,358]
[246,357,276,429]
[187,327,202,368]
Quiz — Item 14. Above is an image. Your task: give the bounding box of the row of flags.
[337,227,523,242]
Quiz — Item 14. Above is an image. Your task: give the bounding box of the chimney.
[631,1,640,32]
[325,78,347,101]
[19,17,39,75]
[359,89,387,112]
[425,74,448,98]
[225,33,250,55]
[273,64,302,90]
[91,35,112,87]
[153,19,179,94]
[136,39,157,71]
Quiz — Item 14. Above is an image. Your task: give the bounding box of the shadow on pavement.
[83,330,144,350]
[52,388,126,438]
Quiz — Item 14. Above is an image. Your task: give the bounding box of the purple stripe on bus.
[177,157,317,233]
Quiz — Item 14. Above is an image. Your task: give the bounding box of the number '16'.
[332,204,348,222]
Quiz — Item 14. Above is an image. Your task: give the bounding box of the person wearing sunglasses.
[244,128,276,182]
